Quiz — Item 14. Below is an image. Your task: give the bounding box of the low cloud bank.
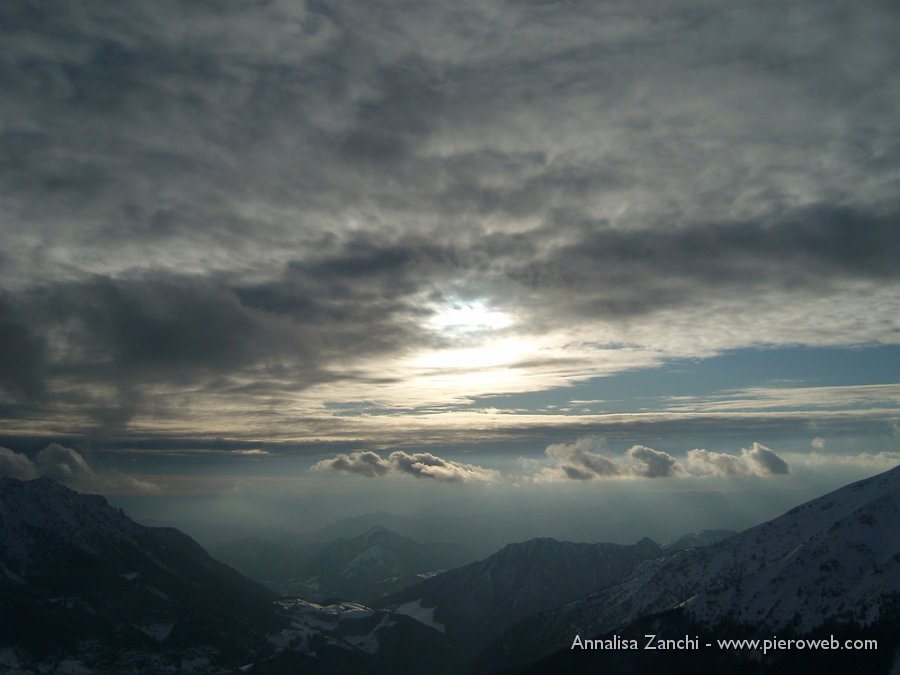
[687,443,791,477]
[312,449,499,483]
[314,439,793,485]
[538,438,790,482]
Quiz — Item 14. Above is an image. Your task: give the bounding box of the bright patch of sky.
[470,345,900,415]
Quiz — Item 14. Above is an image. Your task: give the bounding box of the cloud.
[686,442,791,476]
[627,445,685,478]
[547,205,898,303]
[387,451,500,483]
[684,449,746,477]
[0,292,47,402]
[663,383,900,414]
[540,438,790,481]
[540,438,684,481]
[0,0,898,442]
[796,451,900,471]
[34,443,98,485]
[312,449,499,483]
[544,437,623,480]
[1,256,447,427]
[0,444,155,494]
[743,442,791,475]
[313,450,392,478]
[0,446,39,480]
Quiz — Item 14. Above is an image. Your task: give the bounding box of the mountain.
[303,511,504,559]
[0,477,460,674]
[375,536,663,660]
[305,511,420,541]
[0,476,286,672]
[7,468,897,674]
[474,465,900,674]
[247,599,461,674]
[663,528,736,552]
[208,536,320,589]
[282,526,470,603]
[211,526,473,603]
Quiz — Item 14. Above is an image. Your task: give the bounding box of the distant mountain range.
[280,525,471,602]
[209,514,735,605]
[211,525,473,603]
[2,467,897,674]
[208,535,317,589]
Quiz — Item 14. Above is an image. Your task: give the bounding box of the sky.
[1,1,898,542]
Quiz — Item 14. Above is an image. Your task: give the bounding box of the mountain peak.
[376,534,665,660]
[1,474,65,491]
[634,536,661,549]
[363,524,393,537]
[1,473,285,671]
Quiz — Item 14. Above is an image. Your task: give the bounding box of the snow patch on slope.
[138,622,175,642]
[270,599,396,655]
[396,599,446,633]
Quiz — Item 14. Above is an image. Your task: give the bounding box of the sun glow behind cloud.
[392,300,541,398]
[408,338,530,371]
[428,301,513,333]
[0,0,897,487]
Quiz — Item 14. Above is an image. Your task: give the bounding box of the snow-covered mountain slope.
[0,476,286,672]
[376,536,662,659]
[0,476,282,608]
[245,598,460,674]
[476,465,900,674]
[579,464,898,634]
[0,477,460,674]
[663,528,736,552]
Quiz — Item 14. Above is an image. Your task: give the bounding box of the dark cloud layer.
[0,292,47,402]
[1,0,898,438]
[0,232,467,425]
[3,206,898,420]
[517,206,900,319]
